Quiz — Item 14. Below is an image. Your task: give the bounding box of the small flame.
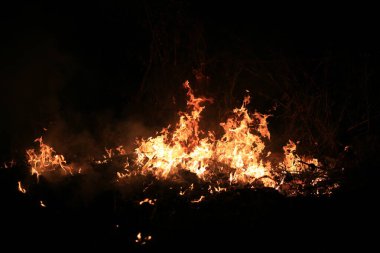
[135,232,152,245]
[40,200,46,208]
[18,181,26,194]
[116,146,127,155]
[139,198,156,205]
[26,137,72,178]
[3,160,16,169]
[25,81,336,197]
[191,195,205,203]
[105,148,113,159]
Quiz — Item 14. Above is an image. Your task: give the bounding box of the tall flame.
[135,81,214,177]
[215,94,272,184]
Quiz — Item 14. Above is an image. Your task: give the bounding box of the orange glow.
[191,195,205,203]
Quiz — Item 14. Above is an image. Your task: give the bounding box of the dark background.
[1,1,379,155]
[1,0,379,250]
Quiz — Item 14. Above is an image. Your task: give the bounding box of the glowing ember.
[2,160,16,169]
[96,146,128,165]
[26,137,73,178]
[282,140,321,173]
[191,195,205,203]
[40,200,46,208]
[135,232,152,245]
[215,94,272,185]
[139,198,156,205]
[179,183,194,196]
[208,186,227,194]
[18,181,26,194]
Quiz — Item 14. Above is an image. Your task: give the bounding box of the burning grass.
[25,81,339,198]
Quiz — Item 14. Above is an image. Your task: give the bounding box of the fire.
[24,81,336,196]
[134,82,274,185]
[40,200,46,208]
[135,232,152,245]
[26,137,73,178]
[135,81,214,178]
[282,140,320,173]
[18,181,26,194]
[139,198,156,205]
[132,81,333,194]
[215,94,272,185]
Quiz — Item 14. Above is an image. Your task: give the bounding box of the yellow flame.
[191,195,205,203]
[40,200,46,208]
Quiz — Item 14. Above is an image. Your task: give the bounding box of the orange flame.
[135,232,152,245]
[135,81,214,178]
[132,81,332,194]
[18,181,26,194]
[135,82,275,186]
[26,137,72,178]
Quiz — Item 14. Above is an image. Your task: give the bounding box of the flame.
[18,181,26,194]
[191,195,205,203]
[282,140,321,173]
[26,137,72,178]
[282,140,299,172]
[40,200,46,208]
[135,81,214,178]
[2,160,16,169]
[215,94,272,185]
[132,81,332,194]
[139,198,156,205]
[135,232,152,245]
[135,81,274,185]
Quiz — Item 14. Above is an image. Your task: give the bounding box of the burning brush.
[24,81,338,197]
